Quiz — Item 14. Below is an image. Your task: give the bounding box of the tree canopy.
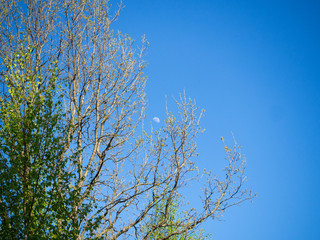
[0,0,254,239]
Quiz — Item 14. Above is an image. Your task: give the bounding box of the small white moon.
[153,117,160,123]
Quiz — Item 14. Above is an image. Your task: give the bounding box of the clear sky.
[115,0,320,239]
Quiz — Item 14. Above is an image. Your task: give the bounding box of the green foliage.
[142,192,210,240]
[0,46,77,239]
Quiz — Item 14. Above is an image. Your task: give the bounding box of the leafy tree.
[141,192,209,240]
[0,46,80,238]
[0,0,255,239]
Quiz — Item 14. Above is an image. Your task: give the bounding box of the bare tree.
[0,0,255,239]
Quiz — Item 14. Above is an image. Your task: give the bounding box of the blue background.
[115,0,320,239]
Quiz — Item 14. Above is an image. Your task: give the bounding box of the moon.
[153,117,160,123]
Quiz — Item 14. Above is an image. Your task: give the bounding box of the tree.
[141,191,210,240]
[0,0,255,239]
[0,46,79,239]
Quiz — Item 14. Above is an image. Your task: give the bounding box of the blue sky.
[115,1,320,239]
